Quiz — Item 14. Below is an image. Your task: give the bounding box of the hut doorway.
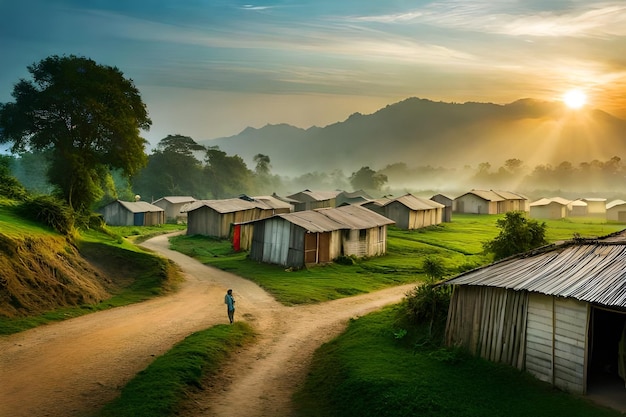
[586,306,626,411]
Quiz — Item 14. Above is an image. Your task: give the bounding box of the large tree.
[204,146,253,198]
[133,135,205,199]
[0,55,151,213]
[349,166,387,191]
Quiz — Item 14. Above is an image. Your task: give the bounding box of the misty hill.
[200,97,626,176]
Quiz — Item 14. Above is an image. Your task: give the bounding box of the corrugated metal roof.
[250,195,292,210]
[607,200,626,209]
[492,190,527,200]
[548,196,572,205]
[530,197,570,207]
[153,196,196,204]
[286,189,340,202]
[184,198,269,214]
[315,204,394,229]
[529,198,553,207]
[458,189,505,202]
[275,210,345,233]
[385,194,445,210]
[444,237,626,308]
[117,200,164,213]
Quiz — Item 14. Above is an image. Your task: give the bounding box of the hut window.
[359,229,366,241]
[378,226,384,242]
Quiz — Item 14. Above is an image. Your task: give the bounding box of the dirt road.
[0,233,417,417]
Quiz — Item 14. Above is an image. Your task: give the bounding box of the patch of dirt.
[0,233,416,417]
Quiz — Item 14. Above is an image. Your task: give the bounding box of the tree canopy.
[0,54,151,213]
[483,211,547,260]
[133,135,205,199]
[349,166,388,191]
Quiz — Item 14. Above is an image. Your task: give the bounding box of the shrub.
[18,195,75,235]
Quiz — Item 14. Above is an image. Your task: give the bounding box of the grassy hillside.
[0,202,184,334]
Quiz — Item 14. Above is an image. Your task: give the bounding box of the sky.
[2,1,626,149]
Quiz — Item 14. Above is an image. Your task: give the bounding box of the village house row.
[99,189,626,404]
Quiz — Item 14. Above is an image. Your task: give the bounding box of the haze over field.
[2,1,626,148]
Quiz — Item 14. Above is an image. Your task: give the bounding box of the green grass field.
[169,213,625,305]
[292,305,622,417]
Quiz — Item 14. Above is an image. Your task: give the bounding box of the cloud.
[343,1,626,38]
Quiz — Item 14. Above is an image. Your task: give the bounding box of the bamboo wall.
[445,286,528,369]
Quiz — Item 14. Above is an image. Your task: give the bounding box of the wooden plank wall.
[554,298,588,394]
[445,286,528,369]
[525,293,588,394]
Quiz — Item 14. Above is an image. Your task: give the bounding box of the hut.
[152,196,196,222]
[360,196,393,216]
[607,200,626,222]
[443,232,626,396]
[184,197,279,238]
[569,199,589,217]
[247,204,394,268]
[335,190,373,207]
[529,197,569,220]
[430,194,453,222]
[100,200,165,226]
[454,190,528,214]
[286,189,340,212]
[382,194,444,230]
[583,198,607,218]
[453,190,503,214]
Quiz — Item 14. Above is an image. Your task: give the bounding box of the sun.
[562,89,587,109]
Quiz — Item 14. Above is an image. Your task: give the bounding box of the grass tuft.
[95,322,255,417]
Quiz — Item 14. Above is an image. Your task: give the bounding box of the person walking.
[224,289,235,324]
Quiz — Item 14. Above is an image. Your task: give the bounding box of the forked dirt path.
[0,233,417,417]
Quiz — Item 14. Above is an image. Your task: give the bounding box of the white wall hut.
[607,200,626,222]
[286,189,340,212]
[382,194,444,230]
[100,200,165,226]
[444,232,626,396]
[184,197,279,238]
[529,197,569,220]
[583,198,607,217]
[569,199,589,217]
[247,204,394,268]
[152,196,196,222]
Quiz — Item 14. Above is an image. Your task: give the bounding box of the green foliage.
[0,54,151,213]
[0,156,27,200]
[294,306,622,417]
[334,254,357,265]
[349,166,388,191]
[404,283,451,337]
[95,322,255,417]
[132,135,206,199]
[483,211,548,260]
[17,195,75,235]
[204,146,253,198]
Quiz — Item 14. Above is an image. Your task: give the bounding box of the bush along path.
[0,233,416,417]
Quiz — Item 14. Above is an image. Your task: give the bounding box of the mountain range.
[199,97,626,177]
